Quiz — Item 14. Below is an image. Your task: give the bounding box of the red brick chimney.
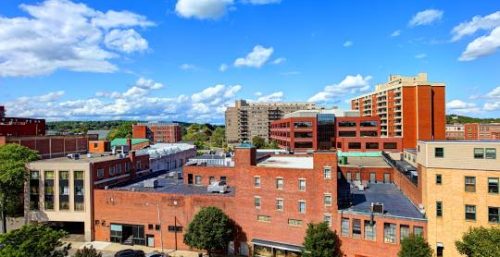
[129,150,137,178]
[127,138,132,152]
[234,144,256,166]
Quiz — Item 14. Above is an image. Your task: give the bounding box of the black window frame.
[435,147,444,158]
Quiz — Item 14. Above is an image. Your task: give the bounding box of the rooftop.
[113,173,235,196]
[30,152,146,164]
[111,138,149,147]
[137,143,195,158]
[339,182,424,220]
[257,156,313,169]
[339,156,390,168]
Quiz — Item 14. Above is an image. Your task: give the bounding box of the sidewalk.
[67,240,201,257]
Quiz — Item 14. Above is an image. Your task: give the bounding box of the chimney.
[129,150,137,178]
[234,144,256,166]
[127,138,132,152]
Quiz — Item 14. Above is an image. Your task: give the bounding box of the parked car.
[115,249,145,257]
[207,180,228,193]
[146,251,168,257]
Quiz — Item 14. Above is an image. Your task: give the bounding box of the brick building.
[133,122,182,144]
[350,73,446,149]
[93,146,426,257]
[445,124,465,140]
[0,114,46,136]
[111,138,150,151]
[25,150,151,241]
[270,110,402,153]
[88,140,111,153]
[463,123,500,140]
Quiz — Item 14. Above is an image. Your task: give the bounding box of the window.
[486,148,496,159]
[109,166,115,176]
[489,178,499,193]
[254,176,261,188]
[209,176,215,184]
[116,164,121,174]
[341,218,350,237]
[298,201,306,214]
[366,142,379,149]
[254,196,261,209]
[148,224,154,230]
[488,207,499,223]
[465,176,476,192]
[44,171,54,210]
[437,244,444,257]
[257,215,271,223]
[155,224,161,231]
[435,147,444,158]
[97,169,104,179]
[276,199,283,211]
[74,171,85,211]
[436,174,442,185]
[360,121,377,127]
[474,148,485,159]
[400,225,410,241]
[29,171,40,210]
[276,177,284,190]
[298,179,306,191]
[323,214,332,227]
[323,166,332,179]
[194,175,202,185]
[352,219,361,238]
[294,121,312,128]
[413,226,423,236]
[339,131,357,137]
[360,131,378,137]
[383,142,397,150]
[364,221,376,241]
[465,205,476,220]
[436,201,443,217]
[338,121,356,127]
[348,142,362,149]
[384,223,396,243]
[295,142,313,149]
[288,219,302,226]
[323,194,332,206]
[59,171,69,210]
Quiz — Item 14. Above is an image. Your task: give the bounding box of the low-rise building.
[133,122,182,144]
[111,138,150,151]
[417,141,500,257]
[464,123,500,140]
[138,143,196,172]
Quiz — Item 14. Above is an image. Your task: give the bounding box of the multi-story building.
[133,122,182,144]
[138,143,196,172]
[350,73,446,149]
[445,124,465,140]
[270,110,402,153]
[25,150,151,241]
[0,134,98,159]
[93,146,426,257]
[225,100,316,144]
[464,123,500,140]
[0,106,46,136]
[417,141,499,257]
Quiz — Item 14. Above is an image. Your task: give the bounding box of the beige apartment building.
[417,141,499,257]
[225,100,316,144]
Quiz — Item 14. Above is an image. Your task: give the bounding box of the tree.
[303,222,342,257]
[455,227,500,257]
[184,207,233,256]
[0,223,70,257]
[106,122,133,141]
[265,140,279,149]
[74,246,102,257]
[210,127,226,148]
[0,144,39,233]
[252,136,266,149]
[398,234,433,257]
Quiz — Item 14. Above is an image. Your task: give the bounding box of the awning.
[251,239,303,252]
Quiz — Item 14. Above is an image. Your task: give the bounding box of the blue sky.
[0,0,499,123]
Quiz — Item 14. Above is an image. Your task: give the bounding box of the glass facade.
[59,171,70,210]
[29,171,40,210]
[74,171,85,211]
[317,114,335,150]
[44,171,54,210]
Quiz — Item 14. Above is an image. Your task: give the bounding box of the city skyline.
[0,0,499,123]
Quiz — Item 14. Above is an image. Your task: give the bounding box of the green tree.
[265,140,279,149]
[455,227,500,257]
[0,144,39,233]
[73,246,102,257]
[184,207,233,256]
[106,122,133,141]
[303,222,342,257]
[0,224,70,257]
[398,234,433,257]
[210,127,226,148]
[252,136,266,149]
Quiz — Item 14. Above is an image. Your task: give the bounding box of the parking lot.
[68,241,201,257]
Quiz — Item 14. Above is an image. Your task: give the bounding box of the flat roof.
[339,156,390,168]
[113,174,235,196]
[30,152,146,164]
[338,182,424,220]
[257,156,313,169]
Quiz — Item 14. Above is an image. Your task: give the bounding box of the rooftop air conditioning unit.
[371,202,384,214]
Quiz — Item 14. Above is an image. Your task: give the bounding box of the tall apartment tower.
[350,73,446,149]
[225,100,316,144]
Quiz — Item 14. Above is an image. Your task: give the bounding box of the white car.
[207,181,228,194]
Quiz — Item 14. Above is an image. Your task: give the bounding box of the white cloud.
[243,0,281,4]
[0,0,154,77]
[390,30,401,37]
[219,63,228,72]
[234,45,274,68]
[451,11,500,41]
[485,86,500,98]
[409,9,443,27]
[343,41,353,47]
[446,99,481,113]
[308,75,372,103]
[484,101,500,111]
[135,77,164,90]
[175,0,234,20]
[415,53,427,59]
[458,26,500,61]
[272,57,286,64]
[256,91,284,102]
[179,64,197,70]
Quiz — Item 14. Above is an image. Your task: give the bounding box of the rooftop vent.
[66,153,80,160]
[371,202,384,214]
[144,179,160,188]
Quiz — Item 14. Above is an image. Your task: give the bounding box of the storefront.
[252,239,302,257]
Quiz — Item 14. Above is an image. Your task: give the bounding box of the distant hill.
[447,115,500,124]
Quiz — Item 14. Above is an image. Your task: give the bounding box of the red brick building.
[464,123,500,140]
[88,140,111,154]
[0,116,46,136]
[93,146,426,257]
[133,122,182,144]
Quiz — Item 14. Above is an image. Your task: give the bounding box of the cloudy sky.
[0,0,499,123]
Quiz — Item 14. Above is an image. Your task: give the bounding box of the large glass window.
[352,219,361,238]
[294,142,313,149]
[465,205,476,220]
[294,122,312,128]
[338,121,356,127]
[288,219,302,226]
[384,223,396,243]
[341,218,349,237]
[413,226,423,236]
[348,142,361,149]
[486,148,496,159]
[435,147,444,158]
[366,142,379,149]
[360,131,378,137]
[59,171,70,210]
[44,171,54,210]
[294,132,313,138]
[360,121,377,127]
[489,178,499,194]
[364,221,376,241]
[29,171,40,210]
[74,171,85,211]
[488,207,499,223]
[339,131,357,137]
[465,176,476,192]
[474,148,485,159]
[384,142,397,150]
[400,225,410,241]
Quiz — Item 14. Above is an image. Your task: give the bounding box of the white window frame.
[323,166,332,179]
[324,193,332,206]
[276,198,284,211]
[323,214,332,227]
[254,176,261,188]
[254,196,261,209]
[276,177,284,190]
[298,178,306,192]
[298,200,306,214]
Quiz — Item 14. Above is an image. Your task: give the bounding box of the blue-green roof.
[111,138,149,147]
